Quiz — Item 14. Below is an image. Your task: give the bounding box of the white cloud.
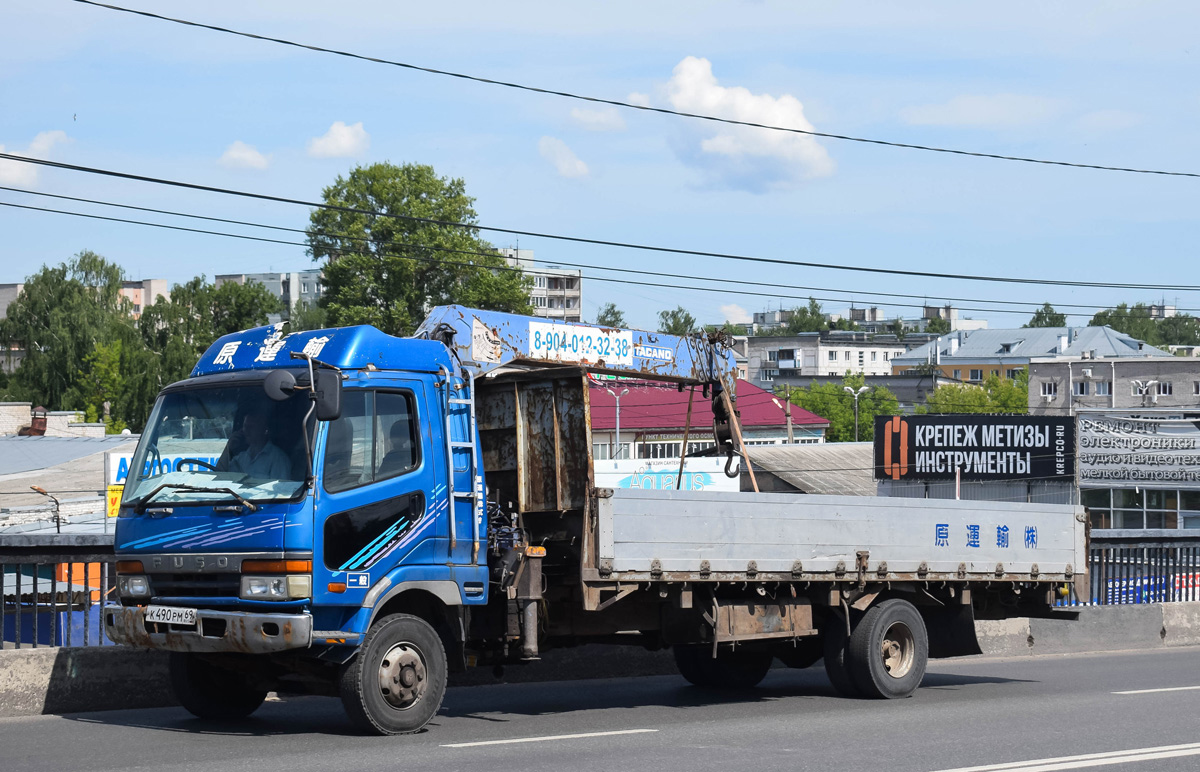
[538,136,589,178]
[570,106,626,132]
[307,121,370,158]
[0,130,69,186]
[219,140,269,170]
[663,56,834,192]
[900,94,1062,128]
[627,92,651,108]
[719,303,752,324]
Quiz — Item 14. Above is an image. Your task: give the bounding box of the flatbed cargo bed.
[593,488,1087,584]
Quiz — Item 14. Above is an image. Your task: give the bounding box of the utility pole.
[782,385,794,444]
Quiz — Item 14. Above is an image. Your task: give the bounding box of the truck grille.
[149,573,240,598]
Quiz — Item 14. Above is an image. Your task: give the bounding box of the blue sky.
[2,1,1198,331]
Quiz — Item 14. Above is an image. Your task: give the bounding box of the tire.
[340,613,447,735]
[822,617,862,698]
[673,644,773,689]
[169,653,267,720]
[777,638,823,670]
[847,599,928,699]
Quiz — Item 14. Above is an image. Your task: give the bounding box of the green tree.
[888,318,906,339]
[921,370,1028,414]
[1025,302,1066,328]
[0,251,132,412]
[785,299,828,334]
[1158,314,1200,347]
[288,300,328,332]
[595,302,626,328]
[786,372,900,442]
[658,306,697,335]
[307,162,531,335]
[1089,303,1162,346]
[925,316,951,335]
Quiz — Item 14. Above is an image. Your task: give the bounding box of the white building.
[500,249,582,323]
[746,331,908,385]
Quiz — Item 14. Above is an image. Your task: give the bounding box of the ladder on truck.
[440,366,482,564]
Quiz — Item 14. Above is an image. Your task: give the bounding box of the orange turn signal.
[115,560,144,574]
[525,546,546,557]
[327,583,347,594]
[242,559,312,573]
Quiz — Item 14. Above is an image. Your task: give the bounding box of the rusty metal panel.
[714,598,816,643]
[517,383,559,512]
[554,378,589,511]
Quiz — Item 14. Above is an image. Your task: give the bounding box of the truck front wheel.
[169,653,267,720]
[673,645,773,689]
[847,599,928,699]
[340,613,448,735]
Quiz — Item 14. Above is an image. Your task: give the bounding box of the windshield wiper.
[133,483,259,514]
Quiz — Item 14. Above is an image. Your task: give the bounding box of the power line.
[72,0,1200,180]
[6,197,1195,321]
[5,184,1192,316]
[1,152,1195,293]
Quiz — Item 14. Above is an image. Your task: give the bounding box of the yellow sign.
[106,484,124,518]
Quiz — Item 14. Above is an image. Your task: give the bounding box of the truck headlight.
[118,575,151,598]
[240,575,311,600]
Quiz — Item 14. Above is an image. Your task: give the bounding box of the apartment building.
[746,331,908,386]
[500,249,582,323]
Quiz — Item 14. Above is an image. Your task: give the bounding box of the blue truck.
[105,306,1088,734]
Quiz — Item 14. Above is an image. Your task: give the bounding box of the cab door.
[312,383,445,611]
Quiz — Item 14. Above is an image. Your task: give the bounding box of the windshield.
[124,381,316,510]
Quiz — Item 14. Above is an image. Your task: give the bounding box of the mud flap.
[920,603,982,659]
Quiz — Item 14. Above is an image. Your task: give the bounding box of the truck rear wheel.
[847,599,928,699]
[169,653,267,720]
[673,645,773,689]
[340,613,447,735]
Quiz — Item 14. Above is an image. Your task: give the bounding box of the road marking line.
[930,742,1200,772]
[1113,684,1200,695]
[443,728,657,748]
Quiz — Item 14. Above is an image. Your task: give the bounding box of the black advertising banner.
[874,415,1075,481]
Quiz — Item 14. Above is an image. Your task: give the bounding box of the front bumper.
[104,605,312,654]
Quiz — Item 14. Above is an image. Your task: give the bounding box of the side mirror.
[263,370,297,402]
[314,370,342,421]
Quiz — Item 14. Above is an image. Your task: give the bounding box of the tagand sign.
[874,415,1075,482]
[1077,411,1200,489]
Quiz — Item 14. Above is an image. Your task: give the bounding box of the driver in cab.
[227,412,291,479]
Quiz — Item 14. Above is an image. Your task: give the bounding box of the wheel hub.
[880,622,915,678]
[378,642,427,709]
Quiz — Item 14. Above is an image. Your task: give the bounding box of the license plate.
[144,605,197,626]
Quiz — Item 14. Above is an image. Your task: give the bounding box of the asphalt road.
[5,647,1200,772]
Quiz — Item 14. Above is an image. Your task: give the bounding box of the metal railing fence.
[3,532,1200,647]
[1,553,115,649]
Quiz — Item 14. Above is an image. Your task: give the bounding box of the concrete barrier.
[0,647,173,718]
[3,602,1199,718]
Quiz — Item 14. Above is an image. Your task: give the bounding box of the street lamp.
[607,386,629,459]
[844,385,869,441]
[31,485,61,534]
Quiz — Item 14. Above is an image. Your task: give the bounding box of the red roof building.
[588,378,828,459]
